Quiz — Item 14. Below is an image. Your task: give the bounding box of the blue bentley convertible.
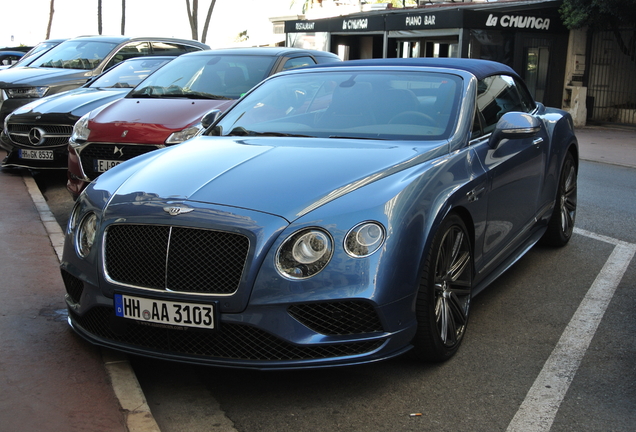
[61,58,578,369]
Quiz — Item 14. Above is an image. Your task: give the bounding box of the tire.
[541,151,577,247]
[412,214,473,362]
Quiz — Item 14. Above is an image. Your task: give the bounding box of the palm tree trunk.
[201,0,217,44]
[186,0,199,40]
[121,0,126,35]
[46,0,55,39]
[97,0,103,35]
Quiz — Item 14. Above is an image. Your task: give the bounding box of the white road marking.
[506,227,636,432]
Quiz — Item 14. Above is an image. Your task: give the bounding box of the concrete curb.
[22,172,162,432]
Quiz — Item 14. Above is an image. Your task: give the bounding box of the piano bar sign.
[485,13,550,30]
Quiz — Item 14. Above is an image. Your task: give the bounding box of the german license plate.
[95,159,122,172]
[19,149,54,160]
[114,293,215,330]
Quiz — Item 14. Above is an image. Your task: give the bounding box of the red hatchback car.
[67,47,341,198]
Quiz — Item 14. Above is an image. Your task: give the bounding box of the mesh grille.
[70,307,383,361]
[80,143,161,180]
[61,269,84,304]
[105,224,249,294]
[288,301,383,335]
[7,123,72,147]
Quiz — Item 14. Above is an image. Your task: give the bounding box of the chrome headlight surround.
[344,221,385,258]
[165,123,204,144]
[67,201,83,234]
[276,228,333,279]
[75,212,98,258]
[71,113,91,142]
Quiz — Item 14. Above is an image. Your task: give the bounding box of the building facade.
[283,0,636,127]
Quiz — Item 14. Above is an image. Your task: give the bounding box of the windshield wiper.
[227,128,312,138]
[328,135,386,140]
[252,132,313,138]
[129,92,162,98]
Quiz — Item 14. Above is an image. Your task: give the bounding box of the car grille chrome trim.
[104,224,249,296]
[7,123,73,147]
[69,306,385,361]
[78,142,165,180]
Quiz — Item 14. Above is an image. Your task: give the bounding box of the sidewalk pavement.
[0,125,633,432]
[576,125,636,168]
[0,152,159,432]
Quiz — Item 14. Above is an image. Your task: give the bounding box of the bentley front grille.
[105,224,249,295]
[70,306,384,361]
[79,143,162,180]
[7,123,73,147]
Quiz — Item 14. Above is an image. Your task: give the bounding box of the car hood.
[102,136,448,221]
[9,87,129,121]
[88,98,236,144]
[0,66,90,87]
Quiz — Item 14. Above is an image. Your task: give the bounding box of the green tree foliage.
[560,0,636,63]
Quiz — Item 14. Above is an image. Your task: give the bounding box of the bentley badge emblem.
[163,206,195,216]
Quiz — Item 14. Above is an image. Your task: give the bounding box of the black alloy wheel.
[541,151,577,246]
[413,213,473,362]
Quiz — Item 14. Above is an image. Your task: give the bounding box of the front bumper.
[62,268,415,370]
[2,145,69,169]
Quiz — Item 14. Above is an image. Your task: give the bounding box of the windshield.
[89,57,172,89]
[31,40,118,70]
[11,41,60,68]
[128,54,276,100]
[208,70,462,141]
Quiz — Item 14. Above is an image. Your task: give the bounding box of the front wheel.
[412,214,473,362]
[541,151,577,246]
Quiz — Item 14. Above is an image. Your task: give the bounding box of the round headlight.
[276,229,333,279]
[345,222,385,257]
[76,213,97,258]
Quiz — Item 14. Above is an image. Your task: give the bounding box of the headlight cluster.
[5,86,48,99]
[276,229,333,279]
[345,222,385,257]
[76,212,98,258]
[165,123,204,144]
[276,221,385,280]
[71,113,91,142]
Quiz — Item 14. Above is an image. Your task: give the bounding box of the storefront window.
[287,32,330,52]
[469,29,514,66]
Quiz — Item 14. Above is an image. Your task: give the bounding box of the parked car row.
[0,35,580,371]
[0,36,341,198]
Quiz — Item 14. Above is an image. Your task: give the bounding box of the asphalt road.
[33,158,636,432]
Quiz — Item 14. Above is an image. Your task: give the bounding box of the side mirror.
[488,112,541,148]
[201,109,222,130]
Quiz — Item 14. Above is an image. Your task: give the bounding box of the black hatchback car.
[0,35,209,125]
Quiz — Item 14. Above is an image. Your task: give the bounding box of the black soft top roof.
[308,57,519,80]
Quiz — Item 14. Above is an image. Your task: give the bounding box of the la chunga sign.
[485,14,551,30]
